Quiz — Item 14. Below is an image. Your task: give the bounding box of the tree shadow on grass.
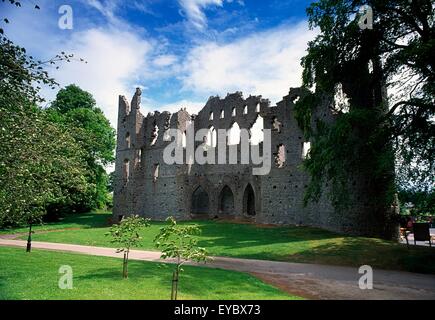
[73,262,172,281]
[192,221,344,257]
[188,220,435,274]
[189,223,435,274]
[283,237,435,274]
[0,212,112,235]
[55,212,112,229]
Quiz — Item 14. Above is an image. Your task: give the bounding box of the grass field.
[3,211,435,274]
[0,211,108,235]
[0,247,299,300]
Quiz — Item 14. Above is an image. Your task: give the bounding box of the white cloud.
[153,54,178,67]
[3,0,155,128]
[178,0,224,30]
[5,0,316,129]
[226,0,245,5]
[181,21,318,104]
[84,0,121,25]
[48,28,152,127]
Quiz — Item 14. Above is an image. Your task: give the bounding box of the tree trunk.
[125,249,129,278]
[339,42,397,239]
[122,251,128,279]
[26,223,32,253]
[174,268,179,300]
[171,268,179,300]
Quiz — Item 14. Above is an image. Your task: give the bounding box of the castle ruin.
[113,87,374,235]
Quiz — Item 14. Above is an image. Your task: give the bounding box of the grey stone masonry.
[113,87,365,235]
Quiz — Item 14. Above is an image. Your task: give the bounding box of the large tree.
[0,34,89,251]
[295,0,434,239]
[0,102,89,225]
[0,1,90,249]
[46,85,116,211]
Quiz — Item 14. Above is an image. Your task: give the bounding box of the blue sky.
[1,0,317,126]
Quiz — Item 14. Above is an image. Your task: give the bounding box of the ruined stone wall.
[113,87,362,235]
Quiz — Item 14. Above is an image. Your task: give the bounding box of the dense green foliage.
[0,10,88,227]
[0,2,115,228]
[154,217,209,265]
[46,85,116,212]
[0,104,89,227]
[294,0,434,238]
[0,247,297,300]
[50,84,96,113]
[399,189,435,216]
[13,212,435,274]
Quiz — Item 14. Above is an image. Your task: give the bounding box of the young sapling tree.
[154,217,209,300]
[106,215,150,278]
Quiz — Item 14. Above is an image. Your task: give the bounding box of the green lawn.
[0,247,298,300]
[3,212,435,274]
[0,211,109,235]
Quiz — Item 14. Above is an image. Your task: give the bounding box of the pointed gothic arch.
[243,184,256,216]
[228,122,241,145]
[249,114,264,145]
[191,186,209,214]
[219,185,234,215]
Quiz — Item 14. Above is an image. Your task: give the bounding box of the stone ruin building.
[113,86,376,235]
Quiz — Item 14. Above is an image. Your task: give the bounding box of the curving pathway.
[1,239,435,300]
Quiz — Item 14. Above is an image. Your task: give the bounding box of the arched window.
[191,186,209,214]
[138,149,142,163]
[232,107,236,117]
[219,186,234,215]
[243,184,256,216]
[182,131,187,148]
[153,163,159,182]
[123,159,130,183]
[220,110,224,119]
[126,132,131,148]
[206,126,217,148]
[255,103,260,113]
[209,112,214,120]
[243,105,248,115]
[249,115,264,145]
[228,122,241,145]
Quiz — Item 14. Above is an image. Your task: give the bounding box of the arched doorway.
[219,186,234,215]
[191,186,209,214]
[243,184,256,216]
